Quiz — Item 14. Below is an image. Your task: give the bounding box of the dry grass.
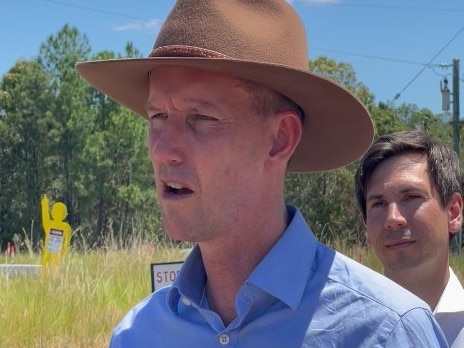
[1,242,463,347]
[0,245,185,348]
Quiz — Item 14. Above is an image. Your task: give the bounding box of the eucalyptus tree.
[286,56,377,245]
[395,103,450,141]
[286,56,445,245]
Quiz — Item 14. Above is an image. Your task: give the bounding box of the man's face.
[364,153,460,277]
[146,66,275,242]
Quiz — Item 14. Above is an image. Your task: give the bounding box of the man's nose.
[384,203,407,230]
[149,120,184,165]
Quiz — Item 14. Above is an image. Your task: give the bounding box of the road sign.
[150,261,183,292]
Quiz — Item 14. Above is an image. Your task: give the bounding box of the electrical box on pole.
[441,78,451,112]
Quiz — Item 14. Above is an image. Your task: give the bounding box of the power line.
[29,0,464,93]
[36,0,151,22]
[312,47,428,66]
[392,24,464,101]
[35,0,464,22]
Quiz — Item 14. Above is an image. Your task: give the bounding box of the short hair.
[241,80,305,124]
[354,130,464,224]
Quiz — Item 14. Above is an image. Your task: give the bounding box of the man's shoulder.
[306,246,447,346]
[317,245,431,314]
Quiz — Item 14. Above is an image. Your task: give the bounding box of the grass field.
[1,243,463,347]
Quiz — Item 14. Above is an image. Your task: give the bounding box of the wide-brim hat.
[76,0,373,172]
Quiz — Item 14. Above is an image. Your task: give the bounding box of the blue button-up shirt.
[110,206,447,347]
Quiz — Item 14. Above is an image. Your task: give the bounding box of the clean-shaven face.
[146,66,275,242]
[364,153,453,276]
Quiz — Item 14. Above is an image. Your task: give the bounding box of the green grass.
[0,246,186,348]
[451,253,464,284]
[1,244,463,347]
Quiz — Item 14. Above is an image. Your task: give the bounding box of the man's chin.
[163,227,198,243]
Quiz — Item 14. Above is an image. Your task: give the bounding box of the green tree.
[38,24,91,230]
[369,101,404,136]
[310,56,374,101]
[2,37,450,250]
[285,57,447,246]
[77,46,160,247]
[0,60,56,247]
[285,57,376,244]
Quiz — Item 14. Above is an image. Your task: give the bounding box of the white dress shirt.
[434,267,464,348]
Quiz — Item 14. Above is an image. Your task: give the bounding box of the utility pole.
[451,59,461,160]
[443,59,463,253]
[451,59,462,253]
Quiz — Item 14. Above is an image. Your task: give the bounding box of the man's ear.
[267,111,302,164]
[448,192,463,235]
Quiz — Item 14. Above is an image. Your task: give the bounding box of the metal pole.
[451,59,462,253]
[452,59,460,157]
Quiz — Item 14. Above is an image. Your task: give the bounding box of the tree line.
[0,25,454,251]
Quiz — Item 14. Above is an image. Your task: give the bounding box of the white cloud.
[113,19,162,33]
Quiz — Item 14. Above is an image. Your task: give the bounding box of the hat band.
[149,45,231,58]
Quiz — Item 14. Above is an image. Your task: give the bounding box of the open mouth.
[165,182,193,195]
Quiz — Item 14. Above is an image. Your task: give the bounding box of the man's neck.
[386,264,450,311]
[199,206,289,326]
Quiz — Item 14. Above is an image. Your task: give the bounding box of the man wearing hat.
[77,0,447,346]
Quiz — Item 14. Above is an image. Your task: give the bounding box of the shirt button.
[219,333,230,345]
[181,297,192,306]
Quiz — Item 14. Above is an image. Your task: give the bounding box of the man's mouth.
[165,182,193,195]
[386,240,416,250]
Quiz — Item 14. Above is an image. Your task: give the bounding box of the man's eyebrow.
[187,98,220,112]
[145,98,221,114]
[366,187,424,202]
[146,97,161,114]
[366,193,383,202]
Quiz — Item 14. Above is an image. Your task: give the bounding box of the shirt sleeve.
[386,307,449,347]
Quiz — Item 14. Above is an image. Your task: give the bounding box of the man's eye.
[149,113,167,121]
[371,201,384,208]
[406,194,421,200]
[191,114,216,121]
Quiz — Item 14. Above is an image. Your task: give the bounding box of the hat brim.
[76,57,373,172]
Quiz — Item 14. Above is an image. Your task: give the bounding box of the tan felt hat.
[76,0,374,172]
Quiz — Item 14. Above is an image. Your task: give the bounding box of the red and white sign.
[150,262,183,292]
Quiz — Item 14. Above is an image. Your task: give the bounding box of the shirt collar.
[434,267,464,314]
[167,246,206,313]
[246,206,317,310]
[166,205,318,312]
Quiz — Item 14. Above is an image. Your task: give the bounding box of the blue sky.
[2,0,464,117]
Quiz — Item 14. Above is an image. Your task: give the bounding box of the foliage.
[0,25,162,250]
[286,56,453,245]
[0,26,456,249]
[0,60,56,246]
[286,166,364,245]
